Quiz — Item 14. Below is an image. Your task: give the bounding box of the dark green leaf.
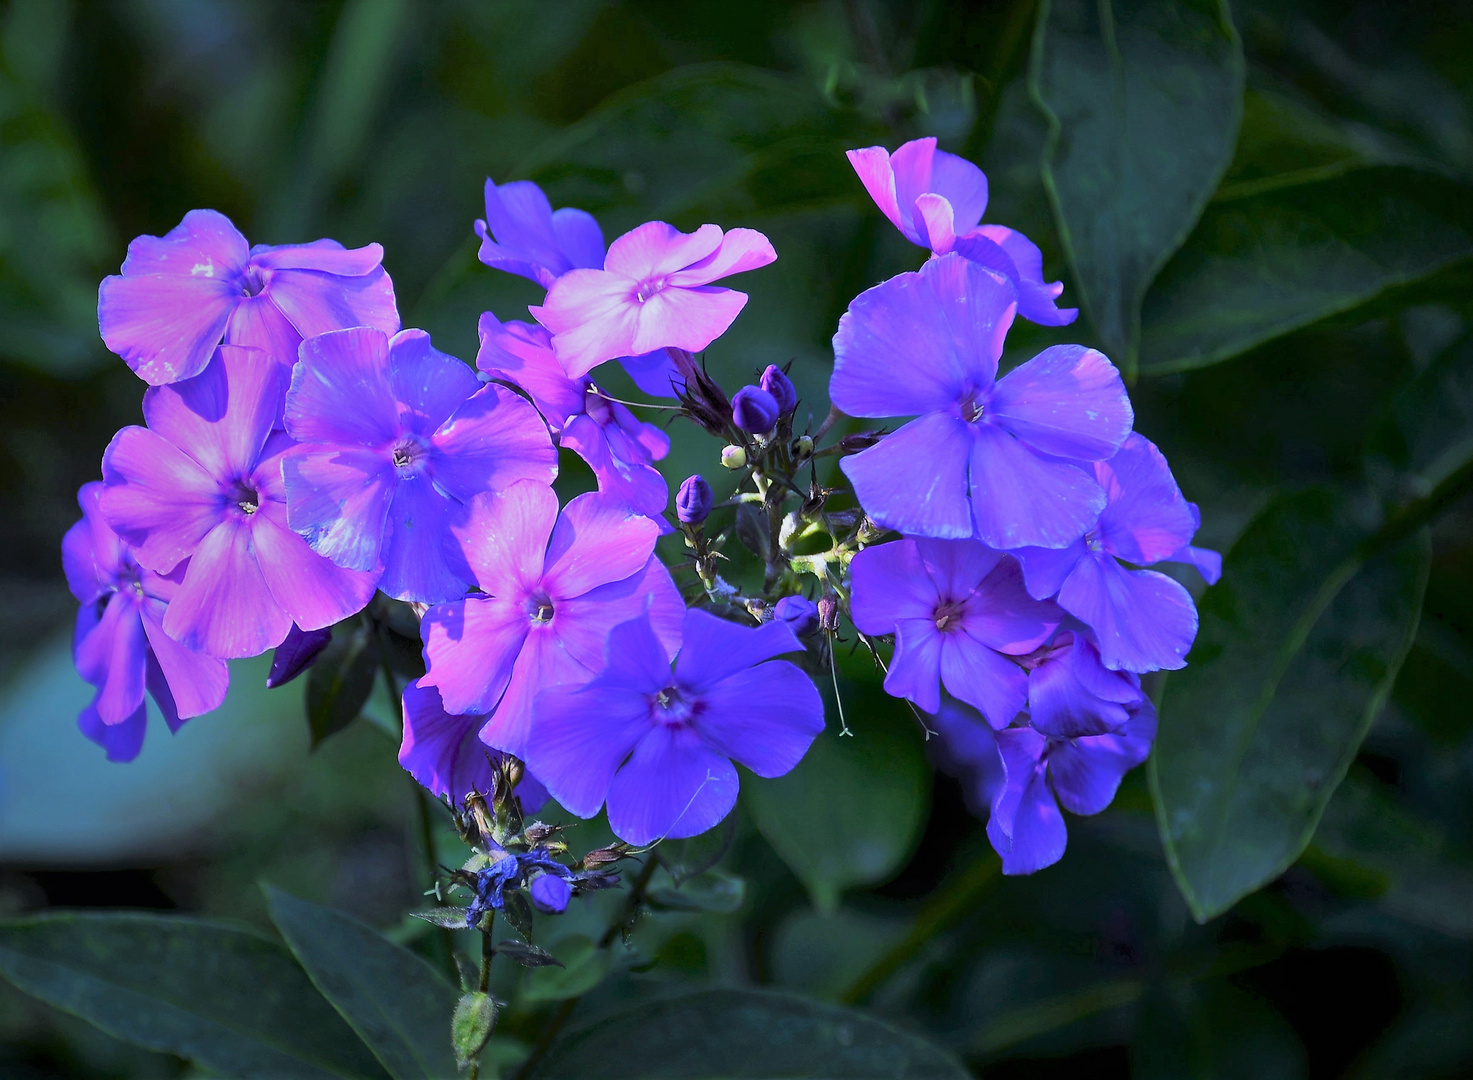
[307,618,381,749]
[501,891,533,941]
[1369,329,1473,498]
[1150,489,1431,920]
[744,690,930,914]
[451,992,497,1071]
[1030,0,1244,374]
[493,940,563,969]
[1139,168,1473,375]
[521,936,613,1003]
[655,809,736,885]
[1132,981,1306,1080]
[528,987,970,1079]
[648,869,746,914]
[0,911,388,1080]
[265,887,460,1080]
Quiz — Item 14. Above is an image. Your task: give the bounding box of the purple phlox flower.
[530,221,777,379]
[830,254,1132,549]
[100,345,377,659]
[64,482,229,762]
[773,595,819,637]
[928,698,1005,820]
[731,384,780,434]
[1012,433,1220,673]
[283,326,557,603]
[475,177,606,289]
[676,475,713,526]
[760,364,797,415]
[986,698,1157,875]
[266,624,334,688]
[1022,630,1143,738]
[419,481,684,760]
[847,137,1076,327]
[526,608,825,846]
[99,209,398,385]
[849,537,1061,728]
[475,313,669,517]
[398,678,549,809]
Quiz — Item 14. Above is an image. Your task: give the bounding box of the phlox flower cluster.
[66,134,1218,883]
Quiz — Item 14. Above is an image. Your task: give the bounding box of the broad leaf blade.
[1150,489,1430,921]
[1030,0,1244,373]
[529,987,970,1079]
[307,617,381,749]
[0,911,388,1080]
[266,887,460,1080]
[1139,168,1473,375]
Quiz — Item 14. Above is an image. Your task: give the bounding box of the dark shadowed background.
[2,0,1472,1077]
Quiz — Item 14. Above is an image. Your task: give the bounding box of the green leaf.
[1369,329,1473,498]
[451,992,497,1071]
[1150,489,1431,921]
[1139,168,1473,375]
[521,936,614,1003]
[265,887,460,1080]
[1132,980,1306,1080]
[655,809,736,885]
[1030,0,1244,374]
[648,869,746,914]
[411,908,471,930]
[0,911,388,1080]
[744,689,930,915]
[528,987,970,1079]
[308,617,381,749]
[494,940,563,969]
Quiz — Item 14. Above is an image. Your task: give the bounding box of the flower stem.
[512,857,659,1079]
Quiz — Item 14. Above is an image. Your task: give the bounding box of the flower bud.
[676,474,714,525]
[731,385,779,434]
[529,874,571,914]
[818,595,840,633]
[721,444,747,470]
[774,595,819,637]
[838,430,884,454]
[266,624,333,688]
[760,364,797,415]
[793,434,814,459]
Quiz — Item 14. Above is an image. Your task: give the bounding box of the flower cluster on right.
[840,139,1220,874]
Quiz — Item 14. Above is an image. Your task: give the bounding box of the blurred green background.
[2,0,1472,1076]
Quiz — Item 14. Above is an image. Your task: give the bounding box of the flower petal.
[474,313,585,426]
[530,268,641,378]
[841,413,975,539]
[100,426,223,574]
[939,631,1028,729]
[561,412,668,517]
[163,518,291,658]
[967,225,1076,326]
[957,556,1060,655]
[1048,699,1157,816]
[930,699,1006,818]
[1011,541,1088,600]
[913,537,1003,604]
[606,725,738,845]
[262,266,399,341]
[1169,543,1222,586]
[551,556,684,674]
[694,660,824,777]
[251,509,377,632]
[551,207,606,272]
[226,294,303,371]
[63,483,126,603]
[913,193,957,253]
[673,608,802,693]
[1094,433,1197,565]
[925,145,990,236]
[378,475,467,604]
[140,601,229,719]
[98,210,247,385]
[384,329,481,437]
[398,680,497,803]
[666,227,776,286]
[1027,651,1131,738]
[476,626,586,759]
[989,345,1133,462]
[1057,552,1198,673]
[78,592,148,725]
[542,492,661,600]
[251,240,386,275]
[287,326,400,447]
[884,617,944,714]
[421,595,529,717]
[830,253,1014,419]
[525,682,652,818]
[142,345,282,485]
[429,383,558,504]
[78,698,148,763]
[968,424,1105,550]
[849,538,940,635]
[617,348,683,399]
[988,727,1067,875]
[846,146,904,234]
[280,446,396,573]
[451,482,559,596]
[603,221,724,280]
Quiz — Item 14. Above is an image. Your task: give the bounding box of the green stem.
[839,854,999,1006]
[512,858,660,1080]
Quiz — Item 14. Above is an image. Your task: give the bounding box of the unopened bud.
[582,844,630,868]
[818,595,840,633]
[838,430,884,454]
[760,364,797,415]
[721,445,747,470]
[793,434,814,459]
[676,474,714,525]
[529,874,571,914]
[774,595,820,637]
[731,385,779,434]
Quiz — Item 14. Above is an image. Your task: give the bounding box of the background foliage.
[1,0,1471,1076]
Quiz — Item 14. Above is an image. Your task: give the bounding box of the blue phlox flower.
[849,537,1061,728]
[830,254,1133,548]
[1012,433,1221,673]
[928,698,1006,820]
[526,608,825,846]
[1023,630,1144,738]
[986,699,1157,875]
[475,177,606,288]
[282,326,558,604]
